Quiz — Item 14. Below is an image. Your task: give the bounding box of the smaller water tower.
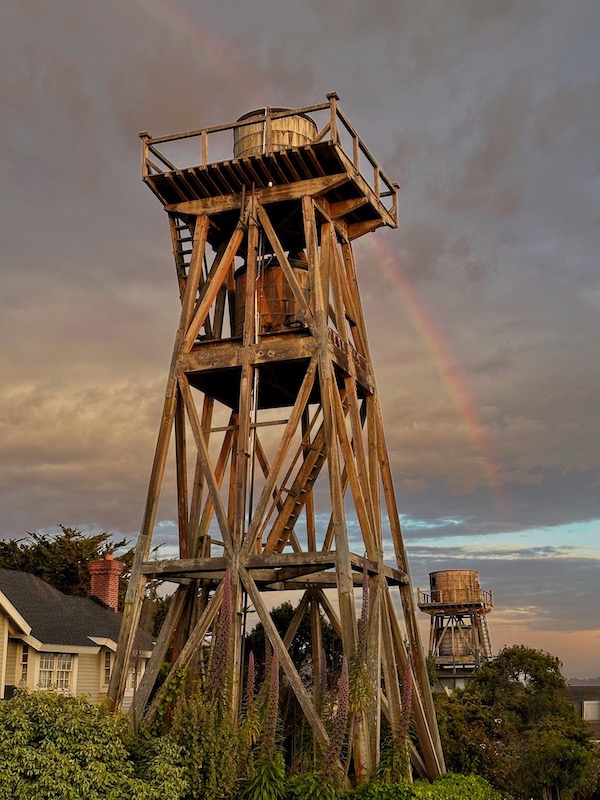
[418,570,494,691]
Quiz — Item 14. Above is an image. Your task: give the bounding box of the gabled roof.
[0,568,152,651]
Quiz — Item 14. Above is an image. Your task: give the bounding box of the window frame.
[37,652,74,691]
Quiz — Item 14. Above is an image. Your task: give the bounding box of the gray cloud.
[1,0,599,674]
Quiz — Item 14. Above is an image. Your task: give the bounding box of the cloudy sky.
[1,0,598,677]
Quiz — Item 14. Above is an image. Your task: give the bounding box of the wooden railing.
[418,587,494,608]
[138,92,398,216]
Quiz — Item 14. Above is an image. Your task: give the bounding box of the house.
[0,556,153,710]
[567,684,600,741]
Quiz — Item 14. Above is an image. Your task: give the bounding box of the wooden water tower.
[418,570,494,691]
[108,93,444,781]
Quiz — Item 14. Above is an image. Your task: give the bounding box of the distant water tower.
[418,570,494,691]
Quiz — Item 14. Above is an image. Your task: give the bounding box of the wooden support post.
[143,579,225,728]
[303,196,357,658]
[310,593,323,708]
[175,390,189,558]
[240,568,330,750]
[384,589,444,777]
[130,585,189,722]
[377,415,444,771]
[178,374,234,553]
[109,215,209,709]
[241,357,318,557]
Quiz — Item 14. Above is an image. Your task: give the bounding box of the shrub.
[0,689,187,799]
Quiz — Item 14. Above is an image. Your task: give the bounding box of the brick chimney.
[89,554,123,612]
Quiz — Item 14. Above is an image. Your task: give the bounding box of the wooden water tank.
[439,627,472,657]
[429,570,482,604]
[233,109,317,159]
[233,254,310,337]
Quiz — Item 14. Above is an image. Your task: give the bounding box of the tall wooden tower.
[109,93,444,781]
[418,570,494,692]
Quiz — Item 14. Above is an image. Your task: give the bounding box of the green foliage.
[349,779,412,799]
[0,525,132,609]
[377,727,411,786]
[287,771,344,800]
[412,773,511,799]
[436,646,594,800]
[0,689,187,799]
[350,773,509,799]
[169,679,251,800]
[425,657,438,687]
[243,752,287,800]
[246,600,343,680]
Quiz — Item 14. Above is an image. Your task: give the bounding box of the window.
[20,644,28,684]
[39,653,55,688]
[583,700,600,721]
[129,665,138,691]
[56,654,72,690]
[128,658,146,691]
[38,653,73,690]
[103,651,111,686]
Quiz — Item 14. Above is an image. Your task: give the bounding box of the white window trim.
[35,651,78,693]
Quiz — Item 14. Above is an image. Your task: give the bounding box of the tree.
[0,524,133,609]
[436,646,595,800]
[245,600,343,681]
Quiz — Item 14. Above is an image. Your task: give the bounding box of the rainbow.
[364,237,509,518]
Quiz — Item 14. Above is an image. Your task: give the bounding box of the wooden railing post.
[264,106,272,153]
[326,91,340,144]
[138,131,151,179]
[201,129,208,166]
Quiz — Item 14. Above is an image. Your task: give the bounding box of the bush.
[0,689,187,799]
[349,773,510,799]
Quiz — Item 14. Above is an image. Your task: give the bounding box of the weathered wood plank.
[130,585,189,722]
[257,204,315,330]
[143,580,224,727]
[240,568,330,749]
[164,174,350,215]
[108,216,210,709]
[178,373,234,553]
[240,357,318,558]
[183,213,248,352]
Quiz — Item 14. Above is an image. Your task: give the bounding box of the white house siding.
[0,617,8,698]
[5,640,19,688]
[76,652,100,703]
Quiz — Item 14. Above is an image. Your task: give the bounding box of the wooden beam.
[240,357,318,558]
[164,174,350,216]
[143,580,225,728]
[257,204,315,330]
[240,568,330,749]
[108,216,210,710]
[183,212,248,352]
[129,585,189,722]
[384,588,445,777]
[305,196,358,669]
[330,378,376,560]
[175,389,189,558]
[187,396,215,556]
[283,591,310,649]
[262,423,327,554]
[178,373,234,553]
[314,588,343,642]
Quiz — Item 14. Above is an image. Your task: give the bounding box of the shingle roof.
[0,568,153,651]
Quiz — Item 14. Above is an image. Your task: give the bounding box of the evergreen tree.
[436,645,597,800]
[0,524,132,608]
